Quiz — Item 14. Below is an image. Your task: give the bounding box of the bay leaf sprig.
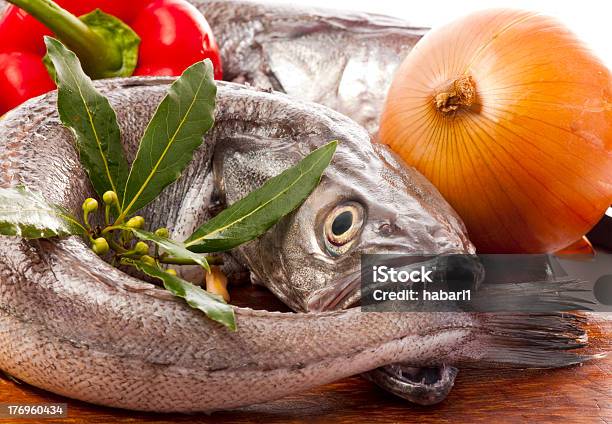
[0,38,337,331]
[45,36,130,206]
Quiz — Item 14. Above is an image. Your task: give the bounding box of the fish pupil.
[332,211,353,236]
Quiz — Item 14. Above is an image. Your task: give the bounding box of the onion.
[380,9,612,253]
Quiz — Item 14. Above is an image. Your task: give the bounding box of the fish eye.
[324,202,365,255]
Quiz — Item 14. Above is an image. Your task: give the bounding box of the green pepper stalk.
[7,0,128,78]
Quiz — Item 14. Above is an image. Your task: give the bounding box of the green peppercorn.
[102,191,118,205]
[134,241,149,255]
[82,198,98,212]
[141,255,156,266]
[154,227,169,238]
[91,237,109,255]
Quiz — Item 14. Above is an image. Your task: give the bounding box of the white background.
[270,0,612,67]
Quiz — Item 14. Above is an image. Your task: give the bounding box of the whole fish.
[0,0,450,401]
[180,0,454,404]
[191,0,427,137]
[0,78,594,412]
[2,0,458,405]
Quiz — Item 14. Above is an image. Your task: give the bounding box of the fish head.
[245,142,474,313]
[233,140,474,406]
[206,87,472,407]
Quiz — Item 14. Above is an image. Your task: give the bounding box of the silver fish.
[0,78,595,412]
[191,0,426,137]
[186,1,459,402]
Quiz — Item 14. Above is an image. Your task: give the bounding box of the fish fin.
[555,236,595,258]
[470,277,599,313]
[469,312,608,368]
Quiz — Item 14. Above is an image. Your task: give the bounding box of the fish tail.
[467,312,609,368]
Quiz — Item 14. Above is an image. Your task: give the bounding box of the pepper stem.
[7,0,123,77]
[434,75,476,114]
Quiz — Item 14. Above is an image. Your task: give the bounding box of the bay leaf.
[0,186,86,239]
[185,140,337,253]
[44,37,130,205]
[125,258,236,330]
[120,60,216,219]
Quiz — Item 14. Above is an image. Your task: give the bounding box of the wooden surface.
[1,284,610,423]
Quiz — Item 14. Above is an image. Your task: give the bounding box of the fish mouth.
[305,253,483,313]
[362,364,459,405]
[306,273,361,312]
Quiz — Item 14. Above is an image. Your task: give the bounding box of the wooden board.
[0,283,610,423]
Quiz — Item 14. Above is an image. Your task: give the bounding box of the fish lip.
[363,364,459,406]
[305,272,361,312]
[304,250,434,312]
[304,250,475,312]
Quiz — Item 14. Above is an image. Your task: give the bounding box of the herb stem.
[118,248,138,257]
[104,204,111,226]
[83,210,91,231]
[101,225,123,235]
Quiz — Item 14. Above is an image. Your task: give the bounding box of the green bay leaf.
[185,140,337,253]
[44,37,129,205]
[125,258,235,331]
[124,227,210,272]
[120,60,216,219]
[0,186,86,239]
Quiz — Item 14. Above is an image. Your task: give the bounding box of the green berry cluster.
[78,192,178,276]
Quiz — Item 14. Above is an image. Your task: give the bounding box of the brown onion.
[380,9,612,253]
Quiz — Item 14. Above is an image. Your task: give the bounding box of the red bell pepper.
[0,0,222,115]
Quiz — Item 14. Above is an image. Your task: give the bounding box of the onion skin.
[380,9,612,253]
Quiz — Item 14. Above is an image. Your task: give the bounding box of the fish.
[190,0,427,138]
[183,3,453,402]
[0,78,598,412]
